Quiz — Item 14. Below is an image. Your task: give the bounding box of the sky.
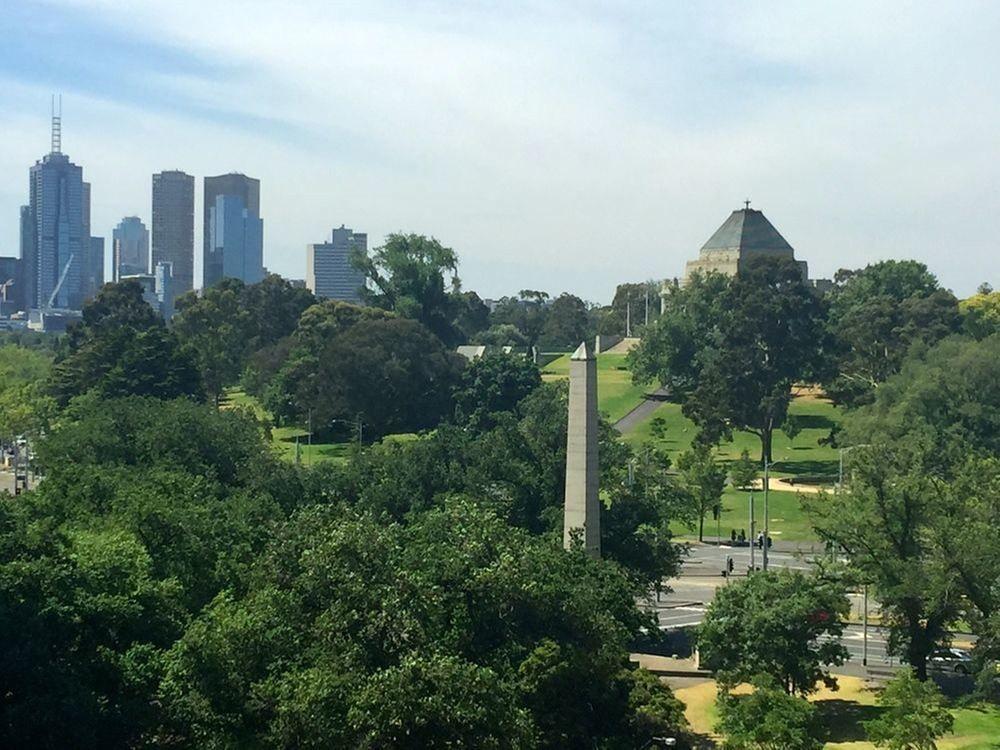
[1,0,997,303]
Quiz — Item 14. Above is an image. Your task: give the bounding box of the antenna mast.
[51,94,62,153]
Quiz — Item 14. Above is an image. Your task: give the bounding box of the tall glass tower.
[24,105,86,310]
[203,173,260,288]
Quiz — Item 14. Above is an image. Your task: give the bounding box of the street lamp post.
[862,584,869,667]
[749,491,755,573]
[762,458,770,571]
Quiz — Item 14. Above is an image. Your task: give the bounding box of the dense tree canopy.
[172,275,316,404]
[825,261,961,406]
[698,569,850,695]
[452,352,541,432]
[268,316,464,439]
[48,281,203,405]
[631,258,828,463]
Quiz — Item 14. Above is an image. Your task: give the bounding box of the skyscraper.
[152,170,194,294]
[203,173,260,287]
[154,261,175,319]
[19,205,34,309]
[86,236,105,297]
[306,225,367,303]
[112,216,149,280]
[208,194,264,285]
[25,106,86,310]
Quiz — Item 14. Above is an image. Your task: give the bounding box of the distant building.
[683,205,807,284]
[208,194,264,285]
[25,114,87,310]
[154,261,176,319]
[85,236,105,299]
[0,256,21,315]
[113,217,149,281]
[119,273,159,311]
[306,225,367,303]
[203,173,260,287]
[19,206,33,308]
[152,170,195,295]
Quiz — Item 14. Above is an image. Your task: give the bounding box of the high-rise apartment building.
[19,205,34,309]
[203,173,260,287]
[152,170,194,294]
[112,216,149,280]
[306,225,367,303]
[208,194,264,285]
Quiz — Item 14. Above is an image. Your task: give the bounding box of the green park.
[1,236,998,749]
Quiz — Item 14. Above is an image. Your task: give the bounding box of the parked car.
[928,648,973,675]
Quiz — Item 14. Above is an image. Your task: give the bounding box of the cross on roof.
[744,199,751,210]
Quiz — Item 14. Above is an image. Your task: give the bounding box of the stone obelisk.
[563,340,600,557]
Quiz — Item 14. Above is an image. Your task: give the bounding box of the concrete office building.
[208,194,264,285]
[152,171,194,294]
[119,272,158,311]
[306,225,367,303]
[24,113,87,310]
[203,173,260,287]
[113,217,149,280]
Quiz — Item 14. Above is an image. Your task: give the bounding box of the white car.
[928,648,972,675]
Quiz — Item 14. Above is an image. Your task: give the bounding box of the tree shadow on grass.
[790,414,837,430]
[770,459,840,478]
[814,699,883,743]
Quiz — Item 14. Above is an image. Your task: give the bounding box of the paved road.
[638,541,968,678]
[613,386,670,433]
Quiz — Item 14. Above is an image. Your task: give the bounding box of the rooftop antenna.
[51,94,62,154]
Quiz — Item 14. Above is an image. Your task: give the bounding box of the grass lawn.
[541,352,650,423]
[222,387,360,465]
[626,391,843,544]
[675,677,1000,749]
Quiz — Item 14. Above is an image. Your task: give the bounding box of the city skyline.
[1,2,998,301]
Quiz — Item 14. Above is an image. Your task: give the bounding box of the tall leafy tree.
[490,290,551,349]
[353,233,466,345]
[825,260,961,406]
[676,444,725,542]
[452,353,541,432]
[698,569,850,695]
[538,293,592,349]
[864,669,954,749]
[631,258,827,463]
[715,675,823,750]
[48,280,202,404]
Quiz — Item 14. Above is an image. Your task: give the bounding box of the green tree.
[173,275,315,405]
[48,280,202,405]
[490,291,551,349]
[698,569,850,695]
[807,443,957,680]
[631,258,827,464]
[538,293,592,350]
[271,318,464,439]
[0,345,54,442]
[611,280,661,334]
[715,675,822,750]
[730,448,759,491]
[452,353,541,432]
[158,499,686,748]
[353,233,465,345]
[960,289,1000,339]
[676,444,726,542]
[825,261,961,406]
[472,323,530,348]
[864,669,954,750]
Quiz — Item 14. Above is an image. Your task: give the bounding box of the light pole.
[862,584,869,667]
[838,444,870,488]
[762,457,770,571]
[749,491,755,573]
